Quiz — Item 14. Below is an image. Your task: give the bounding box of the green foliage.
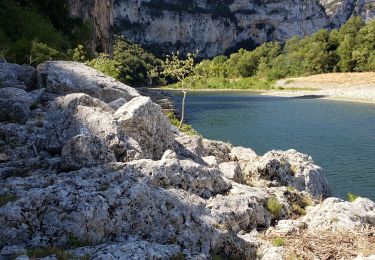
[161,51,197,87]
[0,0,93,65]
[267,196,282,218]
[113,37,163,87]
[348,192,359,202]
[68,45,88,62]
[272,237,285,247]
[67,235,92,248]
[166,112,199,135]
[88,54,121,79]
[29,40,61,65]
[0,194,18,207]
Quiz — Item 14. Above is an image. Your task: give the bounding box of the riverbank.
[265,72,375,104]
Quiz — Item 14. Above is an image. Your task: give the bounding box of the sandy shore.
[264,72,375,104]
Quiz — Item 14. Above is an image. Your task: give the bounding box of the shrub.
[267,196,282,218]
[88,54,121,80]
[68,44,88,62]
[347,192,359,202]
[272,237,285,247]
[29,40,61,65]
[166,111,199,136]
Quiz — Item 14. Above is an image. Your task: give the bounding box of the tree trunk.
[179,89,187,129]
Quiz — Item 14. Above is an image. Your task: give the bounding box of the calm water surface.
[172,91,375,200]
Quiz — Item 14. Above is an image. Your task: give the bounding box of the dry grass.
[265,226,375,259]
[290,72,375,85]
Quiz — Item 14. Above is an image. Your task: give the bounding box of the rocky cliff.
[0,61,374,259]
[68,0,114,53]
[113,0,375,56]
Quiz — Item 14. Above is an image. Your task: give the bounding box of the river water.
[171,91,375,201]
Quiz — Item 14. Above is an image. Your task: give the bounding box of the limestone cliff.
[113,0,375,57]
[68,0,114,53]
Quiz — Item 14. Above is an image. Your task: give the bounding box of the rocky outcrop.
[0,63,36,91]
[37,61,140,103]
[113,0,375,57]
[0,60,373,259]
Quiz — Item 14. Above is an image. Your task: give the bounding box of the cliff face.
[68,0,114,53]
[113,0,375,57]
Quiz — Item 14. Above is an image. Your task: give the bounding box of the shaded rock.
[114,97,175,160]
[37,61,140,103]
[0,63,36,90]
[219,161,242,182]
[202,139,233,163]
[0,153,9,162]
[61,134,117,171]
[108,98,127,110]
[303,197,375,231]
[244,149,331,198]
[68,241,182,260]
[0,87,31,123]
[175,135,203,158]
[28,88,47,106]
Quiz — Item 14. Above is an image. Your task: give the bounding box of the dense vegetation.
[169,16,375,90]
[0,0,92,64]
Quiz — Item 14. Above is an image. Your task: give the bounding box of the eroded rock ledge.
[0,61,374,259]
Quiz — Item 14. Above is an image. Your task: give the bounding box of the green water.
[172,91,375,200]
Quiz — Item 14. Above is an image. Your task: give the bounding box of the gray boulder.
[219,161,242,182]
[230,146,257,162]
[114,97,175,160]
[303,197,375,231]
[244,149,331,198]
[45,93,141,161]
[0,63,36,90]
[0,87,31,123]
[37,61,140,103]
[61,134,117,171]
[202,139,233,163]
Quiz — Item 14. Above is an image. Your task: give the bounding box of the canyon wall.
[113,0,375,57]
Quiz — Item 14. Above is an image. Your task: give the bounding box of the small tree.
[161,51,196,129]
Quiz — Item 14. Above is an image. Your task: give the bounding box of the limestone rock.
[0,87,31,123]
[244,149,331,198]
[0,63,36,90]
[126,158,231,199]
[303,197,375,231]
[175,134,204,161]
[202,139,233,163]
[37,61,140,103]
[219,161,242,182]
[114,97,175,160]
[230,146,257,162]
[46,93,140,160]
[108,98,127,110]
[202,156,219,167]
[61,134,117,171]
[68,241,182,260]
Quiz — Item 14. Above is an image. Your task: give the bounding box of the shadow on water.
[293,95,327,99]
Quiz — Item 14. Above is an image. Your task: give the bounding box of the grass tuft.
[0,194,18,207]
[272,237,285,247]
[348,192,359,202]
[267,196,282,218]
